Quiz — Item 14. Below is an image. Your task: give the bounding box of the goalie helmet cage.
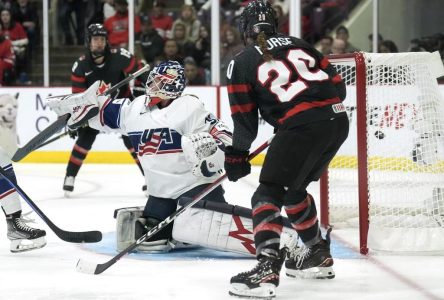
[320,51,444,255]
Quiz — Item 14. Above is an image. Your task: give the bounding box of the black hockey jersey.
[71,48,148,99]
[226,34,347,151]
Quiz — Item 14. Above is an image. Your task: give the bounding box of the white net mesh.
[327,52,444,252]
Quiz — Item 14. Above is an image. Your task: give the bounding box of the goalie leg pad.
[173,199,297,256]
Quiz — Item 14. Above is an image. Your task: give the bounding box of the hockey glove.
[68,128,78,139]
[182,132,224,178]
[224,146,250,182]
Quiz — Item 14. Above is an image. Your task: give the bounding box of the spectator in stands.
[150,2,173,40]
[331,38,346,55]
[379,40,398,53]
[368,33,383,52]
[0,32,15,86]
[171,22,191,49]
[273,3,289,35]
[138,15,164,66]
[104,0,141,48]
[11,0,39,61]
[0,8,29,85]
[57,0,85,45]
[220,26,243,85]
[317,35,333,55]
[171,5,201,43]
[335,25,359,53]
[184,56,206,85]
[183,24,210,69]
[163,39,183,64]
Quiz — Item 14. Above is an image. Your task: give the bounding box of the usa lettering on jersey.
[130,128,182,156]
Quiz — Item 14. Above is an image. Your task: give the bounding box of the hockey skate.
[6,214,46,253]
[285,228,335,279]
[63,176,75,197]
[229,248,287,299]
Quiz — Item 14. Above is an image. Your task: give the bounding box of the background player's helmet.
[238,0,278,44]
[145,61,186,100]
[85,23,109,57]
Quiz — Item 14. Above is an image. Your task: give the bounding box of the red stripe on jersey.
[100,97,113,126]
[227,84,251,93]
[230,103,257,114]
[332,74,343,84]
[72,87,86,93]
[292,215,318,231]
[124,57,136,74]
[253,223,283,235]
[320,57,330,69]
[0,189,16,199]
[278,97,340,124]
[285,195,312,215]
[253,204,280,216]
[71,74,85,83]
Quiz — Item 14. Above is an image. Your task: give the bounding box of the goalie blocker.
[114,199,297,256]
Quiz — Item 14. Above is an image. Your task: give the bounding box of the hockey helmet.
[145,60,186,102]
[85,23,109,56]
[238,0,278,44]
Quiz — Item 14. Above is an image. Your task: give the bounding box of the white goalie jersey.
[89,94,232,199]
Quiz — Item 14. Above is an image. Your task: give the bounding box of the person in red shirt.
[149,3,173,40]
[0,33,15,85]
[0,8,28,84]
[104,0,141,48]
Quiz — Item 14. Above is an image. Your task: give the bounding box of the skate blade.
[64,191,72,198]
[286,266,335,279]
[229,283,276,299]
[10,237,47,253]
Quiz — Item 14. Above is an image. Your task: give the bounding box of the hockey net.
[321,52,444,254]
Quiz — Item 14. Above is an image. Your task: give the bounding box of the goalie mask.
[85,23,109,58]
[145,60,186,106]
[238,0,278,45]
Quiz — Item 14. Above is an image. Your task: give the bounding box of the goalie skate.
[7,216,46,253]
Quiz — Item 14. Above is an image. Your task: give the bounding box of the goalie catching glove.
[182,132,224,178]
[46,80,105,130]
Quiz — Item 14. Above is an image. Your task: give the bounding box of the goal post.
[321,51,444,254]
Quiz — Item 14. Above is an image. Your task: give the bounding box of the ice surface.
[0,163,443,300]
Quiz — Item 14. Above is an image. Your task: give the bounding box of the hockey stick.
[76,135,274,275]
[11,64,151,162]
[0,166,102,243]
[34,131,69,150]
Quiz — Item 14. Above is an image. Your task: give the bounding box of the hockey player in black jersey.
[224,0,349,298]
[64,23,149,197]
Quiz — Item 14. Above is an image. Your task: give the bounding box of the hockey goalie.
[47,60,297,256]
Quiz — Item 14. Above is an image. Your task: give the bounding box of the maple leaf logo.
[97,81,110,95]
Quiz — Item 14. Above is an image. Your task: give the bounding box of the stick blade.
[55,229,102,243]
[76,259,99,274]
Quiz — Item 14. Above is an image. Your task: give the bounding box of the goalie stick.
[76,135,274,275]
[11,64,151,162]
[0,166,102,243]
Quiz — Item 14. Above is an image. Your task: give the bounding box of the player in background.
[224,0,349,298]
[64,23,148,197]
[50,60,232,252]
[0,94,46,252]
